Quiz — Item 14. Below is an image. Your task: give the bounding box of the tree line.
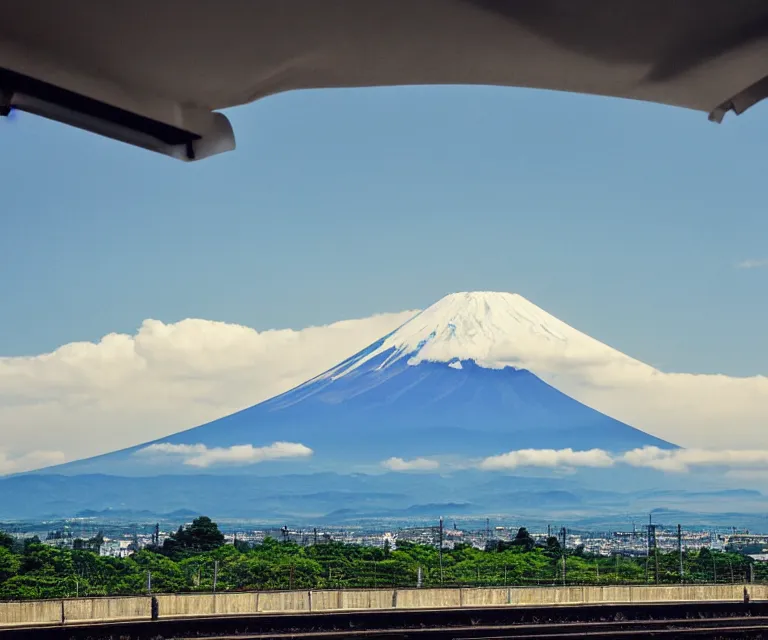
[0,518,758,600]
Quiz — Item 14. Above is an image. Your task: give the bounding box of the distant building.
[728,534,768,546]
[99,539,135,558]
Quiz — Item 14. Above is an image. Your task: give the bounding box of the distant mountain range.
[1,470,766,530]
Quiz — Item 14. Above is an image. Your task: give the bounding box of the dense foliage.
[0,519,758,600]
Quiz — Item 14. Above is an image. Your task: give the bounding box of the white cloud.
[479,448,614,471]
[736,259,768,269]
[0,311,415,466]
[620,446,768,473]
[467,328,768,450]
[477,446,768,474]
[381,457,440,471]
[0,449,67,474]
[550,369,768,450]
[136,442,313,468]
[0,298,767,469]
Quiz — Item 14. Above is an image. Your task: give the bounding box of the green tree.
[0,546,20,582]
[22,536,41,552]
[0,530,14,551]
[511,527,536,552]
[543,536,562,557]
[125,550,186,594]
[20,543,74,576]
[163,516,225,556]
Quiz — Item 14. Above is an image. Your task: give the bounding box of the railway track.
[460,624,768,639]
[184,616,768,639]
[5,602,768,639]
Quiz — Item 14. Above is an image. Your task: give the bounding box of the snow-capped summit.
[47,291,674,477]
[331,291,651,379]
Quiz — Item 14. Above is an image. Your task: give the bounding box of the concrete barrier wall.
[160,592,260,616]
[311,590,342,611]
[310,589,395,611]
[156,594,215,617]
[509,586,583,606]
[751,584,768,600]
[257,590,310,613]
[62,596,151,623]
[460,587,509,607]
[395,588,462,609]
[0,600,62,627]
[584,586,633,603]
[341,588,395,610]
[631,585,744,603]
[216,592,260,615]
[0,584,762,627]
[505,584,748,606]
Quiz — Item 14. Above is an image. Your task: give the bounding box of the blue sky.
[1,85,766,376]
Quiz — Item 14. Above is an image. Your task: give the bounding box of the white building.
[99,539,135,558]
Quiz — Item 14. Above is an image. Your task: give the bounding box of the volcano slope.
[46,292,675,478]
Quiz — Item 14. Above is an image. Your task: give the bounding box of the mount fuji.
[42,292,674,479]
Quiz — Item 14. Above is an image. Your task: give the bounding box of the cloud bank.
[136,442,313,468]
[0,311,415,469]
[479,448,614,471]
[478,446,768,474]
[382,457,440,471]
[0,450,67,475]
[0,302,766,472]
[621,446,768,473]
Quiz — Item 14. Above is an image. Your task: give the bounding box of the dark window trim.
[0,67,200,145]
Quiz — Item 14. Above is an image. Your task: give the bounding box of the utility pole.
[438,517,444,585]
[486,518,491,546]
[147,571,152,595]
[646,515,656,583]
[678,524,684,583]
[314,528,318,545]
[213,561,219,592]
[560,527,567,586]
[645,525,649,583]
